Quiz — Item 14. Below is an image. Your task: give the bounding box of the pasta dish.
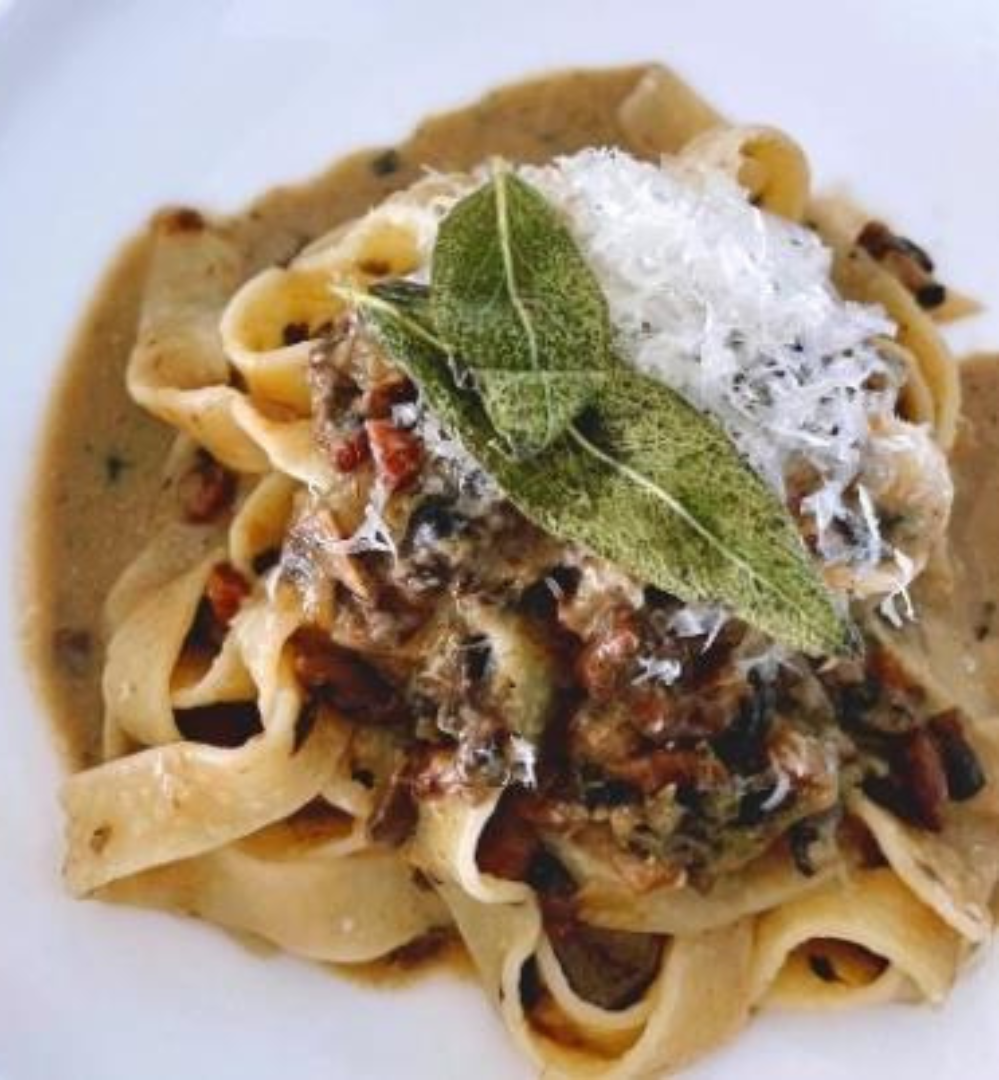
[30,64,999,1078]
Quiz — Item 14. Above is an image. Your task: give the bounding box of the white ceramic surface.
[3,2,999,1078]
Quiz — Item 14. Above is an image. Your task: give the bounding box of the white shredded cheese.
[508,735,538,787]
[760,769,793,813]
[326,479,397,557]
[544,575,566,600]
[524,150,901,570]
[855,484,884,566]
[633,655,682,687]
[878,549,917,628]
[669,603,728,649]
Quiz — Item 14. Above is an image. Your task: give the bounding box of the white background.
[2,1,999,1077]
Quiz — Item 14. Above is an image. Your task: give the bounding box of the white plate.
[3,2,999,1078]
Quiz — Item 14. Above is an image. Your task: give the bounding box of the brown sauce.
[336,929,475,990]
[220,924,474,988]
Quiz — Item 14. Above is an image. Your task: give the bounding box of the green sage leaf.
[431,165,612,456]
[370,278,431,316]
[354,293,852,657]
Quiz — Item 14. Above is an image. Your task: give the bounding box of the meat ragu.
[280,314,985,897]
[177,449,237,524]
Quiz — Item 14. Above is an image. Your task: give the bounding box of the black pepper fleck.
[103,452,131,484]
[974,600,996,642]
[371,148,401,177]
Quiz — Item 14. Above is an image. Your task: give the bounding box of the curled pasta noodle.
[66,583,344,894]
[103,547,224,746]
[809,196,961,450]
[852,736,999,945]
[751,869,962,1007]
[413,791,533,906]
[523,924,755,1080]
[681,124,811,221]
[617,64,723,157]
[128,212,268,472]
[102,842,450,964]
[62,706,345,895]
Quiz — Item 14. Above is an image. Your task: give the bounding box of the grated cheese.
[524,150,901,572]
[324,478,397,558]
[509,735,539,787]
[633,655,682,687]
[668,603,728,649]
[759,769,793,813]
[878,549,917,628]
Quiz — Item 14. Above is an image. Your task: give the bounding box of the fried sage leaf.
[430,166,612,456]
[353,293,852,657]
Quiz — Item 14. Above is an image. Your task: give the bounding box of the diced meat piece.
[889,729,949,832]
[477,792,541,881]
[333,428,370,473]
[178,450,236,523]
[157,207,205,234]
[900,729,949,831]
[365,420,423,491]
[575,611,640,699]
[569,702,642,767]
[204,563,250,626]
[857,221,933,271]
[856,221,947,310]
[361,377,416,420]
[290,628,402,722]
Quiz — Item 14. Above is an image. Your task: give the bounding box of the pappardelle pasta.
[35,64,999,1078]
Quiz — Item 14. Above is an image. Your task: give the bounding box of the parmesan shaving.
[879,549,917,628]
[524,150,901,574]
[760,769,793,813]
[669,603,728,649]
[633,655,683,687]
[325,479,397,558]
[508,735,538,788]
